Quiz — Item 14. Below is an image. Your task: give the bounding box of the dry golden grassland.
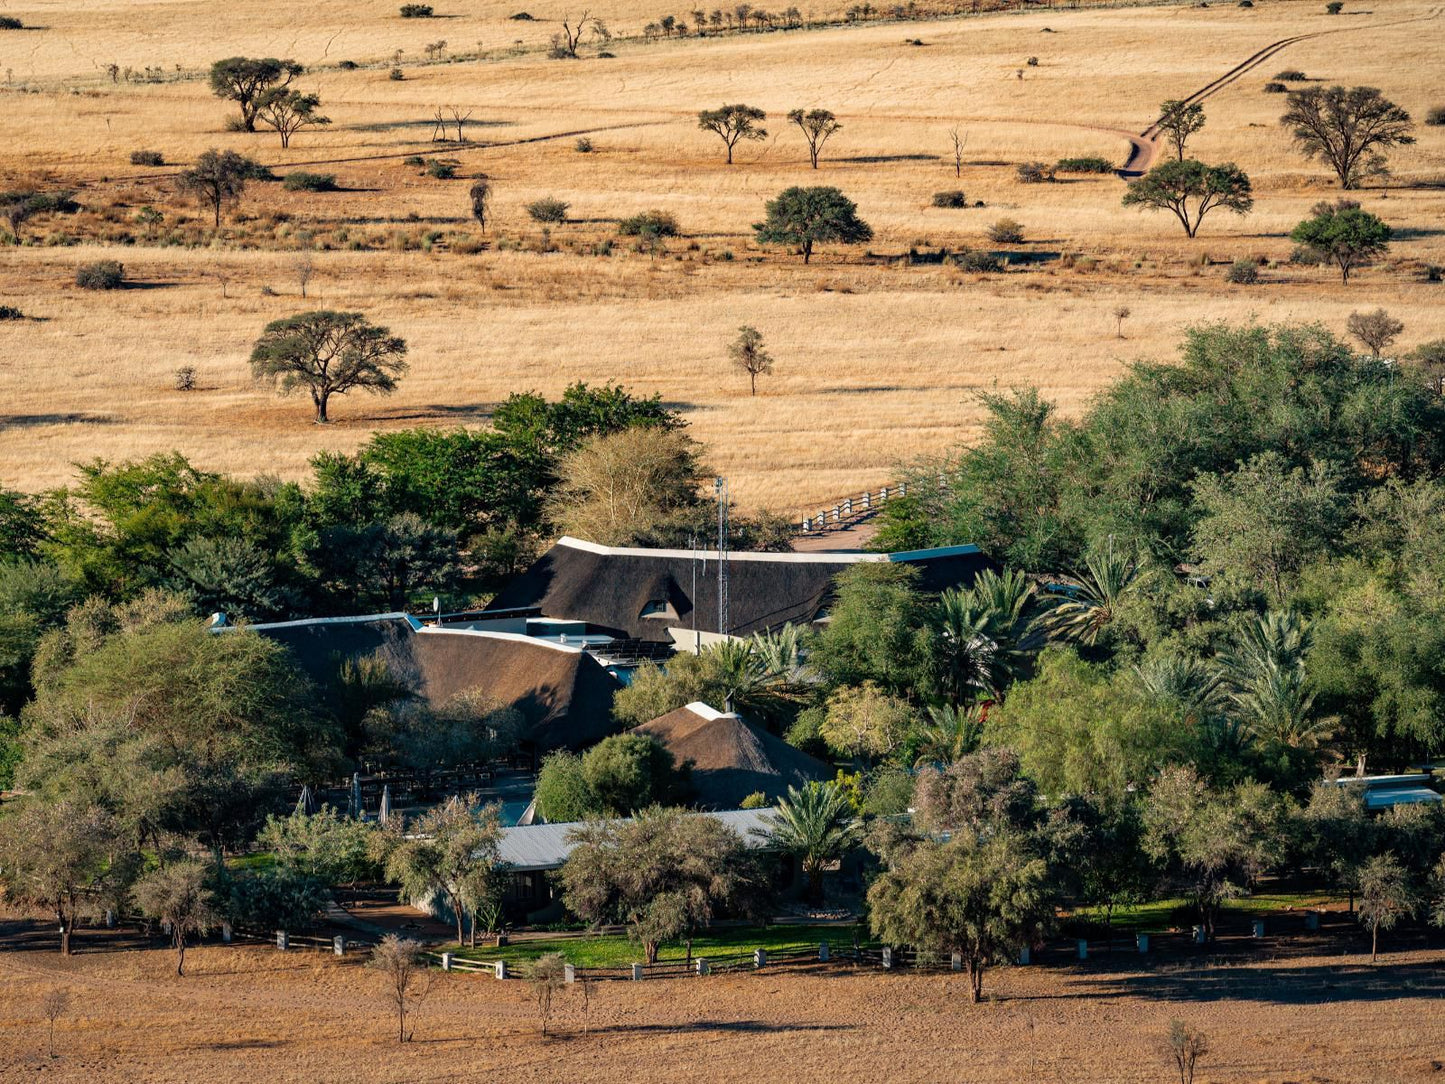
[0,0,1442,512]
[3,939,1445,1083]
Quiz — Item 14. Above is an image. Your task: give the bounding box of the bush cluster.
[1274,69,1307,81]
[0,15,22,28]
[1427,106,1445,127]
[527,197,569,224]
[282,171,338,192]
[1263,82,1288,94]
[0,305,25,320]
[952,248,1004,272]
[931,190,968,208]
[75,260,125,290]
[129,150,164,166]
[399,3,434,15]
[1055,156,1114,174]
[618,210,679,237]
[987,218,1025,244]
[1225,259,1260,284]
[1016,161,1056,184]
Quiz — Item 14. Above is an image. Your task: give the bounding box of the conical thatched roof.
[632,702,830,810]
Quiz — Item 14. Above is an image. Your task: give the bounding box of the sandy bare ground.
[2,921,1443,1084]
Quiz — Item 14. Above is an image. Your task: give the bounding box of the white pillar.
[695,958,709,976]
[1017,946,1030,965]
[753,948,767,968]
[441,952,453,971]
[495,960,509,980]
[104,910,116,929]
[333,935,346,957]
[1192,925,1206,945]
[221,923,232,944]
[952,952,964,971]
[880,946,894,970]
[631,962,644,981]
[818,942,829,962]
[276,930,288,951]
[564,963,576,984]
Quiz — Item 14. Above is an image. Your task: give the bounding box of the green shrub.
[1427,106,1445,127]
[1226,259,1260,284]
[1016,161,1055,184]
[931,190,967,208]
[283,171,338,192]
[129,150,164,166]
[575,137,594,153]
[954,248,1005,273]
[403,155,425,167]
[1289,244,1325,266]
[338,60,359,70]
[526,197,569,223]
[1026,55,1039,66]
[618,210,679,237]
[75,260,125,290]
[1325,1,1342,11]
[987,218,1025,244]
[1237,1,1253,8]
[1263,82,1288,93]
[1055,156,1114,173]
[426,159,458,179]
[174,366,197,391]
[0,305,24,320]
[400,3,434,15]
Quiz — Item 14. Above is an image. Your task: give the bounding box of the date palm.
[757,780,859,903]
[1045,548,1148,646]
[913,702,986,767]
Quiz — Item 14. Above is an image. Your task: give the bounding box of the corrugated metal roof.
[498,807,779,872]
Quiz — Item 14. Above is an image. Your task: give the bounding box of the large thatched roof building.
[484,536,997,647]
[631,702,831,809]
[248,614,620,753]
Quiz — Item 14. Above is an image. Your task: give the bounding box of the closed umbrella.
[379,784,393,826]
[296,784,317,816]
[350,772,363,819]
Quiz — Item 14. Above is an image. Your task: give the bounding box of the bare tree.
[469,176,492,232]
[1113,305,1131,339]
[728,324,774,396]
[948,126,967,178]
[369,935,430,1043]
[788,108,841,169]
[449,106,474,142]
[697,104,767,164]
[1163,1019,1208,1084]
[431,107,447,142]
[553,11,608,57]
[291,252,315,298]
[41,989,70,1059]
[1346,308,1403,358]
[525,953,568,1036]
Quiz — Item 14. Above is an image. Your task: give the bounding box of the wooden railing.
[797,474,950,534]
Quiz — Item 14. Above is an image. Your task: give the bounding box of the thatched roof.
[632,702,831,810]
[250,614,620,752]
[485,537,998,643]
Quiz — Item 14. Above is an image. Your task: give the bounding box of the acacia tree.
[868,825,1053,1002]
[1357,853,1418,963]
[1347,308,1403,358]
[369,935,428,1043]
[249,310,409,423]
[525,953,568,1036]
[1290,200,1391,284]
[727,325,773,396]
[209,57,303,132]
[255,89,330,149]
[0,799,126,956]
[697,104,767,164]
[1157,99,1206,160]
[0,190,77,245]
[753,185,873,264]
[176,149,256,228]
[469,176,492,232]
[788,108,841,168]
[1121,159,1253,238]
[132,859,219,976]
[380,794,505,945]
[1280,85,1414,189]
[561,806,755,963]
[552,11,608,57]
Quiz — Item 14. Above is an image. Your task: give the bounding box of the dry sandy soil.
[0,0,1442,512]
[2,925,1444,1084]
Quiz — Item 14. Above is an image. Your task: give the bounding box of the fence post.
[1136,933,1149,954]
[1076,940,1088,960]
[880,486,889,502]
[818,942,829,962]
[898,482,907,498]
[631,963,644,981]
[1252,918,1266,939]
[880,946,893,970]
[276,930,288,952]
[753,948,767,969]
[802,516,812,532]
[1016,945,1030,965]
[1304,911,1320,931]
[104,910,116,929]
[832,505,841,523]
[496,960,509,980]
[162,921,172,936]
[221,923,232,944]
[563,963,576,984]
[844,498,853,517]
[696,958,709,976]
[333,935,346,957]
[441,952,453,971]
[862,491,871,510]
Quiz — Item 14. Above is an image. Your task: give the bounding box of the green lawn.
[453,923,861,968]
[1069,889,1344,934]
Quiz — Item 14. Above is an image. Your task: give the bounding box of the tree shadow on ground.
[595,1020,857,1036]
[1076,958,1444,1006]
[0,412,115,430]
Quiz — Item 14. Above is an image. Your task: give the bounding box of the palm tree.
[703,638,772,713]
[968,567,1043,651]
[750,623,812,688]
[1132,655,1226,726]
[1219,611,1330,754]
[1045,548,1149,646]
[913,702,986,766]
[929,588,1028,705]
[757,780,860,903]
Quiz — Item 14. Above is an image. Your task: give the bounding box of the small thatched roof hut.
[631,702,830,809]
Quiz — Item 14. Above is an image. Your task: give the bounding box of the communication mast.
[715,477,730,637]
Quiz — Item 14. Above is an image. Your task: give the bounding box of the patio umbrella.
[379,784,393,826]
[350,772,363,819]
[295,784,317,816]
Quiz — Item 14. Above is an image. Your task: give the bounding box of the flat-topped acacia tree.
[753,185,872,264]
[209,57,303,132]
[249,310,408,423]
[1122,159,1253,238]
[698,103,767,163]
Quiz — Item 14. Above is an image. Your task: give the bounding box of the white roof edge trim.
[228,612,415,633]
[555,536,888,564]
[416,625,585,655]
[682,701,732,721]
